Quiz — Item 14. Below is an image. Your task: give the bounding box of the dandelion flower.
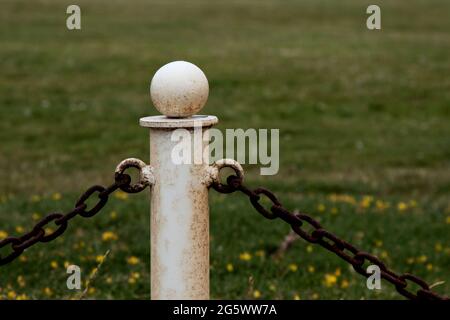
[110,211,118,220]
[114,191,128,201]
[341,279,350,289]
[50,261,58,269]
[417,255,427,264]
[15,226,24,233]
[253,290,261,299]
[239,252,252,261]
[32,213,41,221]
[52,192,62,201]
[288,263,298,272]
[96,255,105,263]
[374,240,383,248]
[43,287,53,296]
[102,231,118,242]
[17,275,26,288]
[397,202,408,212]
[324,274,337,287]
[7,291,16,300]
[306,245,313,253]
[226,263,234,272]
[0,230,8,239]
[127,256,140,265]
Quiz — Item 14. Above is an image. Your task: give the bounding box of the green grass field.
[0,0,449,300]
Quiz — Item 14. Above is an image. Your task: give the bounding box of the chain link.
[0,166,144,267]
[213,174,449,301]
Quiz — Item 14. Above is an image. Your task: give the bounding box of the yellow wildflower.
[96,255,105,263]
[307,265,315,273]
[426,263,433,271]
[311,293,319,300]
[0,230,8,239]
[43,287,53,296]
[334,268,341,276]
[17,275,26,287]
[16,294,28,300]
[288,263,298,272]
[15,226,24,233]
[106,277,113,284]
[114,191,128,201]
[293,293,301,300]
[50,261,58,269]
[375,200,389,211]
[102,231,118,242]
[317,204,326,212]
[52,192,62,201]
[239,252,252,261]
[397,202,408,212]
[324,274,337,287]
[110,211,118,220]
[88,287,96,295]
[341,279,350,289]
[226,263,234,272]
[7,291,16,300]
[406,257,415,264]
[374,240,383,248]
[253,290,261,299]
[306,245,313,253]
[417,255,427,264]
[361,196,373,208]
[127,256,140,265]
[32,213,41,221]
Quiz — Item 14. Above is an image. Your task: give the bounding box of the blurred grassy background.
[0,0,449,299]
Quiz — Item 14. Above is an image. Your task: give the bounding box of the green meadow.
[0,0,449,299]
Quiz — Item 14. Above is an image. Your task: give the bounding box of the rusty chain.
[0,165,147,267]
[213,174,449,301]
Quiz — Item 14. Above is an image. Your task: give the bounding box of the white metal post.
[140,61,216,300]
[140,61,243,300]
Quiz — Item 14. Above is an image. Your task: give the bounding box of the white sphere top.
[150,61,209,118]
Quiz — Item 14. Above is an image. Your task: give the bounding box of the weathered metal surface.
[142,116,215,300]
[150,61,209,118]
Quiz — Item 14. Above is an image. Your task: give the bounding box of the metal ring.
[115,158,153,193]
[210,159,244,193]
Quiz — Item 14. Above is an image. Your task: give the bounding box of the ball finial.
[150,61,209,118]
